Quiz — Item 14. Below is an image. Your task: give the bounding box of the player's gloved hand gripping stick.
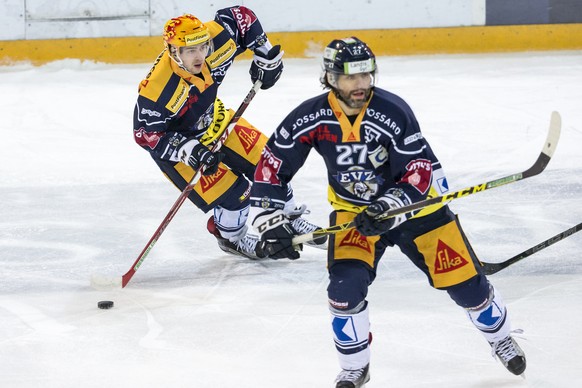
[292,111,563,273]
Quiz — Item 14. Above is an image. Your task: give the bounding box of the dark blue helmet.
[322,37,376,75]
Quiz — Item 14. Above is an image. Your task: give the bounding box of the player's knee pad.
[327,262,372,311]
[330,301,371,370]
[213,205,250,240]
[446,273,490,308]
[465,284,511,343]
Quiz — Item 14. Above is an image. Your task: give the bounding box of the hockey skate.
[207,217,267,260]
[286,205,328,248]
[334,364,370,388]
[490,335,526,376]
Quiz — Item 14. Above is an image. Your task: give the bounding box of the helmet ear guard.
[324,71,339,88]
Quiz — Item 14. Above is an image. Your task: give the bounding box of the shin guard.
[331,302,371,370]
[466,285,511,343]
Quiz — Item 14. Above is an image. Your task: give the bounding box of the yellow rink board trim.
[2,23,582,65]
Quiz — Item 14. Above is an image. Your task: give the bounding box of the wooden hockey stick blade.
[90,274,123,290]
[482,221,582,275]
[293,111,561,245]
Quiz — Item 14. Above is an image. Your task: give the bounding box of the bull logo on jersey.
[134,127,162,150]
[335,166,381,200]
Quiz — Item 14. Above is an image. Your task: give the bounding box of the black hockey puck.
[97,300,114,309]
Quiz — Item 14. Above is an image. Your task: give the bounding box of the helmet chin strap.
[168,45,192,74]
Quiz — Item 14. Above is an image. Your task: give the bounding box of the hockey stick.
[91,80,262,289]
[482,221,582,275]
[292,111,561,245]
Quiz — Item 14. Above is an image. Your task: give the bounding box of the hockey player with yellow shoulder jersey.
[133,7,323,260]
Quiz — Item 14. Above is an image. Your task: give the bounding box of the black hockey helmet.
[321,37,376,88]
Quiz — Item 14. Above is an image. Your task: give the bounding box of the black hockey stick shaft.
[482,222,582,275]
[121,81,262,288]
[292,111,561,245]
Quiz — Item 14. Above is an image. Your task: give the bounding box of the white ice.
[1,50,581,388]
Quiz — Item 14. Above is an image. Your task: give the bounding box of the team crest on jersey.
[196,102,214,131]
[336,166,381,200]
[364,125,382,143]
[434,240,469,274]
[235,125,261,154]
[231,6,257,35]
[254,146,282,185]
[401,159,432,194]
[134,127,162,150]
[338,229,372,253]
[199,167,228,192]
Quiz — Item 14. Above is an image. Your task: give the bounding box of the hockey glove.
[179,140,224,176]
[253,209,300,260]
[354,193,410,236]
[250,45,284,90]
[354,200,395,236]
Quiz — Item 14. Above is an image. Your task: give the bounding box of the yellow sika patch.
[175,163,238,204]
[414,220,477,288]
[223,118,267,164]
[333,212,380,267]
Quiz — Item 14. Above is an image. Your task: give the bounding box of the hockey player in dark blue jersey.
[133,8,323,260]
[250,37,526,386]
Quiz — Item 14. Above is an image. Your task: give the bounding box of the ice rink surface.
[1,50,581,387]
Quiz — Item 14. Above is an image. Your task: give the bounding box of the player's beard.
[336,87,372,110]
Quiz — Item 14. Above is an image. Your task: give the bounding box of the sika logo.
[339,229,371,253]
[235,126,260,154]
[434,240,468,273]
[199,167,227,192]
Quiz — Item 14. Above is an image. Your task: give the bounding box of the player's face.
[334,72,373,111]
[177,42,210,74]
